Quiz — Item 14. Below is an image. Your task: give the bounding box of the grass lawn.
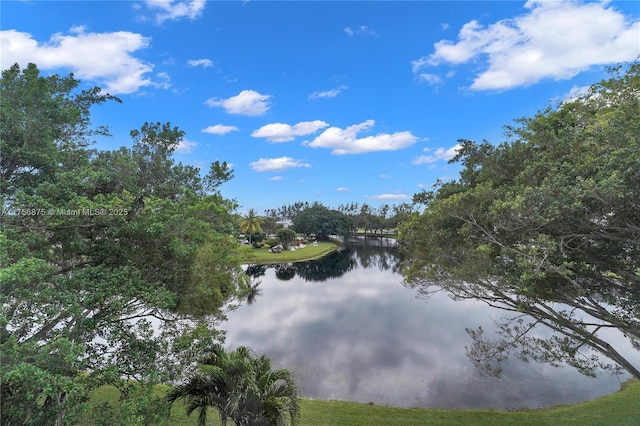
[239,241,339,265]
[86,379,640,425]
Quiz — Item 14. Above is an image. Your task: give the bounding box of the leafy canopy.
[400,60,640,380]
[292,204,355,240]
[1,63,248,425]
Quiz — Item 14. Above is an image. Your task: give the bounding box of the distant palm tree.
[239,209,264,245]
[168,345,300,426]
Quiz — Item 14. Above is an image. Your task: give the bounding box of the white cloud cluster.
[187,58,213,67]
[344,26,377,37]
[252,120,329,143]
[201,124,239,135]
[206,90,272,116]
[250,157,311,172]
[307,120,418,155]
[413,144,461,165]
[368,194,411,201]
[308,85,348,99]
[175,138,197,153]
[0,28,155,94]
[143,0,206,24]
[413,0,640,90]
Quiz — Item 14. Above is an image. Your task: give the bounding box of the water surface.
[224,239,628,409]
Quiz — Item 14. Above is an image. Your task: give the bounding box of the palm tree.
[249,354,299,426]
[168,345,300,426]
[226,351,299,426]
[167,374,218,426]
[239,209,264,245]
[167,344,235,426]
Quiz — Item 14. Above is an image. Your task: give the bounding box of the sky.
[2,0,639,215]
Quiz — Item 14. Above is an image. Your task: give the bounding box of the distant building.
[276,219,293,228]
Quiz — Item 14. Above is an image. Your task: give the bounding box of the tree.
[1,63,119,198]
[386,202,416,231]
[293,205,355,240]
[400,61,640,380]
[204,161,234,194]
[1,64,247,425]
[260,216,282,236]
[167,345,300,426]
[276,228,297,250]
[239,209,264,245]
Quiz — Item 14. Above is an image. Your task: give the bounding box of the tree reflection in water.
[228,238,626,409]
[243,238,401,290]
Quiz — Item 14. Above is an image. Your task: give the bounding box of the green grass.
[86,379,640,425]
[239,241,339,265]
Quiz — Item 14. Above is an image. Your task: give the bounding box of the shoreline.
[239,240,341,265]
[87,379,640,425]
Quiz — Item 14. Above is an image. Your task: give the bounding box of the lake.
[224,238,629,409]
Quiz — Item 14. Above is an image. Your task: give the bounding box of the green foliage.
[167,345,300,426]
[1,64,246,424]
[264,238,280,248]
[400,60,640,379]
[276,228,297,249]
[239,209,265,245]
[1,63,120,197]
[84,382,171,426]
[204,161,234,194]
[293,205,355,240]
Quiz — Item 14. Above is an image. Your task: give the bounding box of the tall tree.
[1,63,119,198]
[400,61,640,380]
[239,209,265,244]
[1,64,247,425]
[293,205,355,240]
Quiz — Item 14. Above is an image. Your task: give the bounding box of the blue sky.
[2,1,639,214]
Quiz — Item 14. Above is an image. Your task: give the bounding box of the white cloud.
[413,0,640,90]
[368,194,411,200]
[154,72,171,89]
[380,174,392,179]
[336,187,349,192]
[344,25,377,37]
[308,85,348,99]
[205,90,272,116]
[187,58,213,67]
[307,120,418,155]
[413,144,461,165]
[560,85,592,104]
[269,176,284,181]
[175,138,197,153]
[252,120,329,143]
[250,157,311,172]
[143,0,206,24]
[416,73,442,85]
[0,28,154,94]
[201,124,239,135]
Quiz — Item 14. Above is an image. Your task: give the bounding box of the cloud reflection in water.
[224,242,625,409]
